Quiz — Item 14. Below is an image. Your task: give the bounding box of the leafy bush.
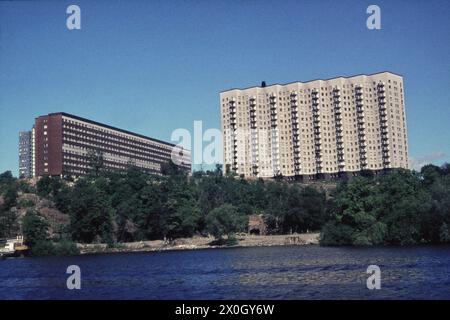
[206,204,247,241]
[321,166,450,246]
[22,210,49,247]
[54,240,80,256]
[30,240,56,256]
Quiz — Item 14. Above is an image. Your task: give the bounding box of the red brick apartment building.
[20,112,191,177]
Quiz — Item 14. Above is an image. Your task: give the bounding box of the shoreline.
[76,233,320,256]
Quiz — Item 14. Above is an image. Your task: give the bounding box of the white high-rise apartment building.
[220,72,409,180]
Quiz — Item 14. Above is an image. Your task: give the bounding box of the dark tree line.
[17,160,329,245]
[2,159,449,250]
[320,164,450,246]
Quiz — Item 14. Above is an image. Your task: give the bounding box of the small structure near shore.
[0,236,28,257]
[248,214,267,235]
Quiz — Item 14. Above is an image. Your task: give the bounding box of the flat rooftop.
[220,71,403,93]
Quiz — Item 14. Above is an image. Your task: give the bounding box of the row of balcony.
[333,87,341,96]
[377,82,386,94]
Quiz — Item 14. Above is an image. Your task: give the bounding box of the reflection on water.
[1,245,450,299]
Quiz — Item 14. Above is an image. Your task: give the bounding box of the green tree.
[0,171,15,193]
[69,179,114,244]
[439,223,450,243]
[86,149,105,178]
[22,210,49,247]
[379,170,427,245]
[206,204,247,244]
[421,164,442,186]
[0,185,19,238]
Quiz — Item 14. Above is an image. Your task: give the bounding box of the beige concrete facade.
[220,72,408,180]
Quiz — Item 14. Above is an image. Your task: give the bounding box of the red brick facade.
[35,114,63,176]
[33,112,190,177]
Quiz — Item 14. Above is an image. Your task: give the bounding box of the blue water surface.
[1,245,450,299]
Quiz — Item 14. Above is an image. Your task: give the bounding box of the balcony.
[314,122,321,129]
[335,113,342,121]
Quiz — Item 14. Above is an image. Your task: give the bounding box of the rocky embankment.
[77,233,320,255]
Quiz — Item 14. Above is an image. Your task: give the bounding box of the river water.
[1,245,450,299]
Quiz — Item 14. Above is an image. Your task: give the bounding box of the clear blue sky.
[1,0,449,175]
